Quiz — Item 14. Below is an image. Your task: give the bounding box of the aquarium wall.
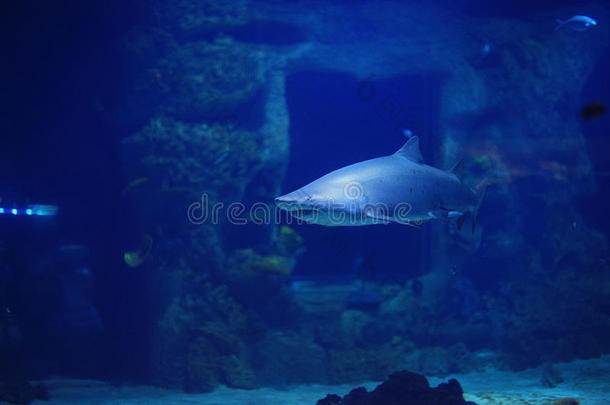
[0,0,609,400]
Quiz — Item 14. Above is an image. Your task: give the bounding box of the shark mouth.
[275,202,319,215]
[288,209,320,222]
[289,208,317,216]
[274,196,325,222]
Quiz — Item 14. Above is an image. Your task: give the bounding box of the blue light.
[27,205,58,217]
[0,205,58,217]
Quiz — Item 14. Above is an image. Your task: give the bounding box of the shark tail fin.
[471,178,491,233]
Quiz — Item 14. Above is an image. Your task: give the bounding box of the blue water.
[0,0,609,401]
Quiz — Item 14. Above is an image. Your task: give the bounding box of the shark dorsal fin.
[395,136,424,163]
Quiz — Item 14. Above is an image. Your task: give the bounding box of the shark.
[275,136,487,230]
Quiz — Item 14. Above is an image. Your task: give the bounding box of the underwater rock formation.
[254,331,328,385]
[119,8,294,384]
[154,37,264,121]
[151,0,249,39]
[150,273,262,391]
[114,0,610,389]
[315,370,475,405]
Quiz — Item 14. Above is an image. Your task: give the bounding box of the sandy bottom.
[28,356,609,405]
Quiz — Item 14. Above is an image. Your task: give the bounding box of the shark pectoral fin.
[366,211,424,228]
[394,136,424,163]
[365,210,392,224]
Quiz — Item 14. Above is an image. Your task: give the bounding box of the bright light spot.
[28,204,58,216]
[26,209,33,215]
[11,209,18,215]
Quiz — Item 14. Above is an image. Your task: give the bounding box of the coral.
[151,268,261,391]
[225,248,295,296]
[151,0,249,35]
[276,225,305,256]
[122,117,263,204]
[186,322,258,391]
[248,254,294,276]
[116,0,294,393]
[154,37,264,121]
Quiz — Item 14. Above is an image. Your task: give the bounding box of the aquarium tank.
[1,0,609,404]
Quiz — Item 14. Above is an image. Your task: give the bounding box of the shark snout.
[275,193,302,211]
[275,190,316,212]
[274,195,294,204]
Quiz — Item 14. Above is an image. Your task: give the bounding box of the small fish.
[556,15,597,31]
[580,102,606,119]
[124,234,153,268]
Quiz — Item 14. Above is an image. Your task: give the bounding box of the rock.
[254,331,328,385]
[155,37,264,121]
[219,354,258,390]
[316,394,343,405]
[315,370,476,405]
[343,387,368,404]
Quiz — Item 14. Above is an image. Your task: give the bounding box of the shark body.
[276,137,486,229]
